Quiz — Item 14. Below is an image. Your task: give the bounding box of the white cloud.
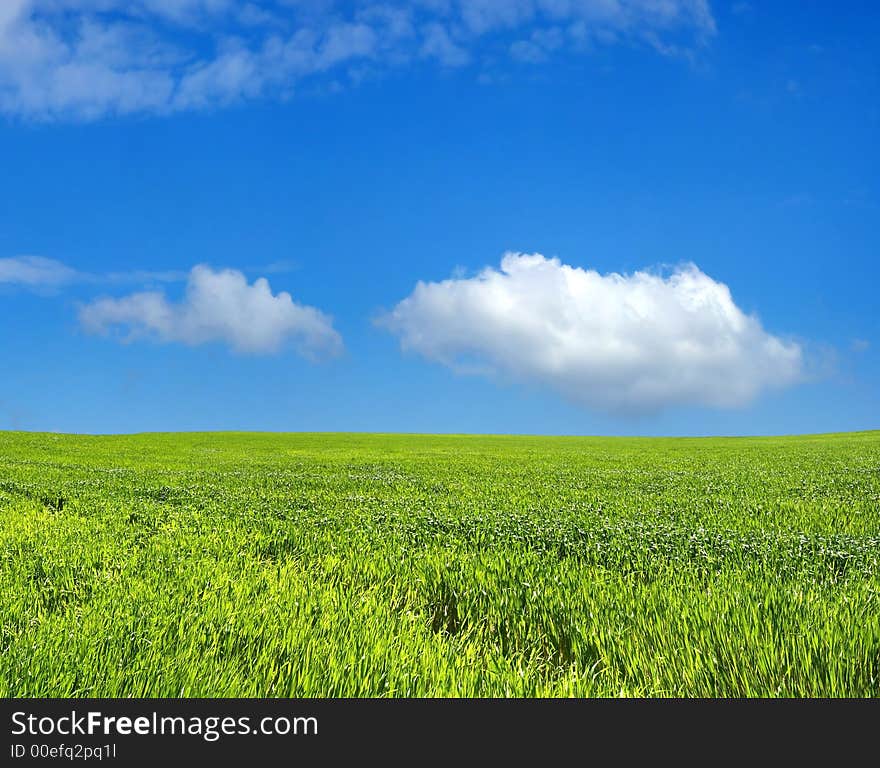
[79,264,342,357]
[510,27,564,63]
[0,0,715,120]
[421,22,471,67]
[0,255,186,288]
[379,252,803,413]
[0,255,78,286]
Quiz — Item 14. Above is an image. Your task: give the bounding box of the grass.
[1,430,878,697]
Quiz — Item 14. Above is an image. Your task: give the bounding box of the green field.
[1,430,879,697]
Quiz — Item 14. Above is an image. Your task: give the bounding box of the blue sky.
[0,1,877,435]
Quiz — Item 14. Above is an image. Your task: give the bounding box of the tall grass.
[1,431,878,696]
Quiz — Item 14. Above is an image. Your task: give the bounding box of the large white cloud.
[379,252,803,413]
[79,264,342,357]
[0,1,715,120]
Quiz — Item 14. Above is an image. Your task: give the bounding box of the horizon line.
[1,428,878,440]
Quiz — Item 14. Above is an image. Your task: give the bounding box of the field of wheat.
[1,430,878,697]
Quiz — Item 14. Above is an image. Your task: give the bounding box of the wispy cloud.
[379,252,803,414]
[103,268,189,284]
[0,1,716,121]
[0,255,78,287]
[0,255,185,289]
[79,264,343,357]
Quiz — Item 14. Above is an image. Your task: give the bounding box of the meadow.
[1,430,878,697]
